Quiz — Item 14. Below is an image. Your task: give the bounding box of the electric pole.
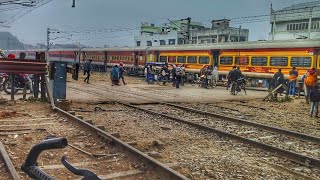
[180,17,191,44]
[238,25,241,42]
[308,7,313,39]
[186,17,191,44]
[46,28,50,63]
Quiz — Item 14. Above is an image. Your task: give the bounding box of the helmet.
[8,54,15,59]
[119,62,123,67]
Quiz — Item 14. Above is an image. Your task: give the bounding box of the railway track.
[0,142,19,180]
[68,84,320,168]
[0,83,188,179]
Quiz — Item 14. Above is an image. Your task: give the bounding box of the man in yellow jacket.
[304,68,318,103]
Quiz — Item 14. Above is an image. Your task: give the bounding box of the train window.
[219,57,233,65]
[270,57,288,66]
[291,57,312,67]
[187,56,197,64]
[168,56,176,63]
[177,56,186,63]
[251,57,267,66]
[199,56,210,64]
[159,56,167,62]
[235,57,249,65]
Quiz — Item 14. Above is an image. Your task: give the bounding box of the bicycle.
[21,137,101,180]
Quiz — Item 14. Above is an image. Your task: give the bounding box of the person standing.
[289,67,298,96]
[310,85,320,118]
[84,59,92,84]
[180,64,186,85]
[273,69,284,96]
[119,62,126,85]
[212,66,219,86]
[304,68,318,103]
[171,65,177,86]
[175,65,182,88]
[111,65,120,86]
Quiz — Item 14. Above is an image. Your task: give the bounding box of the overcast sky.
[0,0,315,47]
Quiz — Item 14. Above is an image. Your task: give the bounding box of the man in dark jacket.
[310,85,320,117]
[273,69,284,94]
[84,59,92,84]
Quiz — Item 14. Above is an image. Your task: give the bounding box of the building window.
[291,57,311,67]
[235,57,249,65]
[177,56,186,63]
[199,56,210,64]
[270,57,288,66]
[154,40,158,42]
[160,40,165,45]
[251,57,267,66]
[168,39,175,45]
[187,56,197,64]
[219,56,233,65]
[136,41,140,46]
[147,41,152,46]
[159,56,167,62]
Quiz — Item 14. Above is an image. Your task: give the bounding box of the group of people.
[83,60,126,86]
[170,64,186,88]
[272,67,319,118]
[200,65,219,88]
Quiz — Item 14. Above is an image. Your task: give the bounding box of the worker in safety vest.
[304,68,318,104]
[288,67,298,96]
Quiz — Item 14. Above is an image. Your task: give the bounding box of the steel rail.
[71,84,320,145]
[124,103,320,167]
[47,80,188,180]
[0,142,21,180]
[67,86,320,168]
[166,103,320,145]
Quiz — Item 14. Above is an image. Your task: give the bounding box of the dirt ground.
[0,101,162,180]
[67,73,267,103]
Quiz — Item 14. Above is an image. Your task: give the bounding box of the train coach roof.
[81,47,147,51]
[148,38,320,51]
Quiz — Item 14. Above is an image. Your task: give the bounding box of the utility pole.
[46,28,50,63]
[308,7,313,39]
[238,25,241,42]
[186,17,191,44]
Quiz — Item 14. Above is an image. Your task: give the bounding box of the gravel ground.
[181,98,320,138]
[136,104,320,160]
[72,102,320,180]
[0,155,10,180]
[0,101,162,180]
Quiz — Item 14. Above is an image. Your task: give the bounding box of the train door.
[134,51,139,67]
[211,50,220,68]
[315,49,320,69]
[36,52,46,60]
[154,51,160,62]
[104,51,108,71]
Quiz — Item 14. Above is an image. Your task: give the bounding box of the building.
[192,19,249,44]
[134,18,249,47]
[269,1,320,40]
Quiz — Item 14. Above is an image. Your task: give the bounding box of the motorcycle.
[230,77,247,95]
[2,74,32,94]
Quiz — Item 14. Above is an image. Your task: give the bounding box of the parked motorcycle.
[230,77,247,95]
[2,74,32,94]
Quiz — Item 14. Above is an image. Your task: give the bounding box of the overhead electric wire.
[4,0,54,25]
